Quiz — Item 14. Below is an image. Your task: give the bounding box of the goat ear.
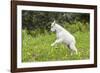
[53,20,56,26]
[54,20,56,23]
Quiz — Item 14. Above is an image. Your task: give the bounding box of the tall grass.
[22,29,90,62]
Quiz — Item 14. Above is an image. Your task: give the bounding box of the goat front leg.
[51,39,62,47]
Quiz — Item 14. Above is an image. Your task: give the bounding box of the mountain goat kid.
[51,21,78,55]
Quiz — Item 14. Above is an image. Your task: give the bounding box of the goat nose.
[51,28,53,31]
[50,29,52,31]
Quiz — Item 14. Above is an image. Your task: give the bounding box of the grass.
[22,30,90,62]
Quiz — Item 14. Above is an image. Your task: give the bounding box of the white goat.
[51,20,77,55]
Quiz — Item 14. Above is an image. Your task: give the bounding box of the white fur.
[51,21,77,55]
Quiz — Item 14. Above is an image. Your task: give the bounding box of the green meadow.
[22,30,90,62]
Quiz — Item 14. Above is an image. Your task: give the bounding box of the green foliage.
[63,21,89,33]
[22,10,90,34]
[22,30,90,62]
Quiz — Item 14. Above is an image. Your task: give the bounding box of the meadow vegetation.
[22,10,90,62]
[22,23,90,62]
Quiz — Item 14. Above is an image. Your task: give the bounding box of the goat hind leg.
[69,43,78,55]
